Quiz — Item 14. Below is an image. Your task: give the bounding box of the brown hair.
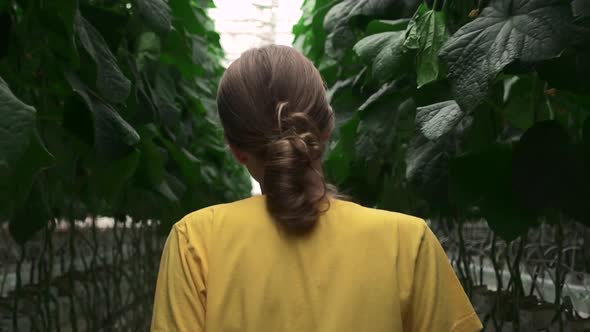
[216,45,335,234]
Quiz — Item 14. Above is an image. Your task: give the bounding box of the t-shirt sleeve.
[151,222,207,332]
[403,223,483,332]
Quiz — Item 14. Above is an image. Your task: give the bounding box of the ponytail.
[264,106,328,233]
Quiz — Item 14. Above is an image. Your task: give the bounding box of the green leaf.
[376,169,412,212]
[90,150,140,202]
[153,68,182,126]
[133,85,159,124]
[66,73,140,159]
[9,180,52,245]
[571,16,590,50]
[0,131,54,216]
[366,19,409,34]
[323,1,359,40]
[450,145,536,242]
[135,132,167,188]
[353,31,408,82]
[38,0,79,67]
[79,4,129,51]
[482,196,537,243]
[0,76,36,167]
[402,4,426,49]
[538,49,590,93]
[403,5,449,88]
[161,29,203,77]
[75,12,131,103]
[169,0,206,35]
[0,11,9,58]
[324,0,417,32]
[327,77,365,129]
[137,0,172,33]
[416,100,463,140]
[358,80,397,112]
[459,105,497,152]
[164,172,186,199]
[558,140,590,225]
[323,0,419,58]
[62,94,95,146]
[573,0,590,17]
[356,85,416,165]
[293,1,332,64]
[405,136,447,185]
[325,115,360,184]
[161,138,202,186]
[93,100,140,157]
[450,145,510,207]
[439,0,572,111]
[511,120,576,213]
[136,32,162,71]
[502,75,547,130]
[585,117,590,165]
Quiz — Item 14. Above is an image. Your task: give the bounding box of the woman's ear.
[229,144,249,165]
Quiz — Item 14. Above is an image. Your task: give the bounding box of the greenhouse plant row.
[0,0,589,331]
[293,0,589,330]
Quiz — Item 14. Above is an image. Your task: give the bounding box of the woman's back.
[151,196,481,331]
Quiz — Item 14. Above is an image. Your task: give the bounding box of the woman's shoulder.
[331,199,426,227]
[171,196,265,245]
[175,195,265,227]
[328,199,430,254]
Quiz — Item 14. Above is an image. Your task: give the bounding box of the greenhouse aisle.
[1,0,589,331]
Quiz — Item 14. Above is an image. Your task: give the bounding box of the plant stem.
[69,219,79,332]
[479,254,484,285]
[529,265,540,297]
[48,220,58,331]
[555,219,564,332]
[544,91,555,120]
[490,233,503,329]
[12,244,25,331]
[491,234,503,290]
[505,235,526,331]
[514,235,526,298]
[91,216,99,330]
[457,220,473,294]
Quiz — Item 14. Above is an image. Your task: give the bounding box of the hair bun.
[280,111,318,135]
[277,110,323,163]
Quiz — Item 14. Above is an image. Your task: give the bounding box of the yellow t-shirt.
[151,196,482,332]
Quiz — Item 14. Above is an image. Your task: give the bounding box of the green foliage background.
[294,0,590,242]
[0,0,251,243]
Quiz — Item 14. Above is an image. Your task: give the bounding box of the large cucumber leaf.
[66,73,140,160]
[416,100,463,140]
[0,76,36,167]
[75,11,131,103]
[353,31,409,82]
[137,0,172,33]
[323,0,419,58]
[439,0,572,111]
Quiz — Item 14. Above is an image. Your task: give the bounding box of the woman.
[151,45,482,332]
